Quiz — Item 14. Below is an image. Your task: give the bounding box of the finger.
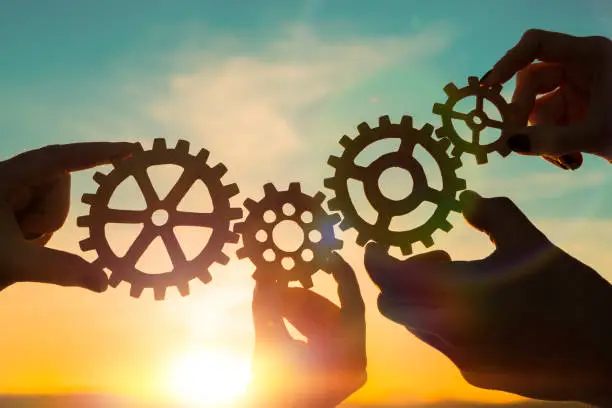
[252,279,291,342]
[13,245,108,292]
[18,174,71,237]
[506,121,599,156]
[483,29,599,86]
[459,191,549,250]
[510,62,564,128]
[2,142,136,189]
[325,252,365,317]
[282,287,341,341]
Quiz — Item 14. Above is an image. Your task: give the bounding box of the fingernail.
[507,134,531,153]
[459,190,482,210]
[542,155,569,170]
[561,154,581,171]
[480,69,493,84]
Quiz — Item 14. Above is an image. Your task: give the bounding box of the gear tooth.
[224,183,240,198]
[227,231,240,244]
[76,215,90,227]
[79,237,94,252]
[300,275,314,289]
[327,155,341,168]
[236,246,249,260]
[468,76,479,87]
[198,270,213,284]
[111,158,125,168]
[177,282,190,297]
[491,83,503,94]
[175,139,190,154]
[331,238,343,250]
[251,269,264,281]
[81,193,96,205]
[339,218,352,231]
[339,135,352,148]
[443,83,459,96]
[400,244,413,256]
[357,122,371,135]
[153,138,167,151]
[451,146,463,156]
[455,178,467,191]
[421,236,435,248]
[326,213,341,226]
[378,115,392,128]
[497,144,512,157]
[129,284,144,298]
[450,156,463,169]
[432,102,446,115]
[400,115,413,129]
[420,123,434,136]
[450,198,462,212]
[243,198,257,211]
[323,177,336,189]
[327,197,341,211]
[355,233,369,247]
[216,252,230,265]
[108,272,122,288]
[233,221,246,234]
[440,219,453,232]
[196,148,210,162]
[313,191,325,206]
[288,182,301,194]
[436,138,451,151]
[212,163,228,178]
[93,172,106,185]
[263,182,276,196]
[476,152,489,165]
[229,207,243,220]
[133,142,144,152]
[154,286,166,301]
[435,127,449,139]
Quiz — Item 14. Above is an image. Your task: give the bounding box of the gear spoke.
[485,118,504,129]
[164,171,197,207]
[173,211,217,228]
[423,187,444,204]
[449,110,470,121]
[348,163,368,181]
[375,212,392,229]
[162,230,187,267]
[472,128,481,145]
[133,167,159,206]
[123,227,155,265]
[103,209,149,224]
[476,94,484,113]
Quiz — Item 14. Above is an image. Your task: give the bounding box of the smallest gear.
[433,76,512,164]
[234,182,342,288]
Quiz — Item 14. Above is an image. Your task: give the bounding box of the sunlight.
[168,349,251,407]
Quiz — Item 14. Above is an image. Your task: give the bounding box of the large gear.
[77,138,243,300]
[234,182,342,288]
[433,76,511,164]
[324,115,466,255]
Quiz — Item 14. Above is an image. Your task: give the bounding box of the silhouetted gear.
[77,138,242,300]
[324,115,466,255]
[234,182,342,288]
[433,76,511,164]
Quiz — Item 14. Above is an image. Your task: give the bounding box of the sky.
[1,0,612,406]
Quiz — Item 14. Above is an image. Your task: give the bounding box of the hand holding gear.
[78,138,243,300]
[234,182,342,288]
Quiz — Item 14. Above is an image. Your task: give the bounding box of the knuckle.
[522,28,543,43]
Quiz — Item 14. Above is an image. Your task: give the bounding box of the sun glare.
[169,349,251,407]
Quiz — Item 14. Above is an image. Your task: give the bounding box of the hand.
[0,142,134,292]
[365,191,612,405]
[248,253,366,408]
[481,29,612,170]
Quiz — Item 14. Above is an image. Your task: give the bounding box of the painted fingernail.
[561,154,582,170]
[480,69,493,84]
[542,155,569,170]
[507,134,531,153]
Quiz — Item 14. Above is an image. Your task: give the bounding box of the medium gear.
[433,76,511,164]
[77,138,243,300]
[324,115,466,255]
[234,182,342,288]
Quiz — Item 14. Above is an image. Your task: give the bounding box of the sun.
[168,349,252,406]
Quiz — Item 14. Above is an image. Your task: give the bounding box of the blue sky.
[2,0,612,404]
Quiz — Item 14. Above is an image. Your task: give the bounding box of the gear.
[77,138,243,300]
[433,76,511,164]
[234,182,342,288]
[324,115,466,255]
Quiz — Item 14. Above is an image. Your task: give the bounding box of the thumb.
[14,245,108,292]
[460,191,549,250]
[506,122,599,157]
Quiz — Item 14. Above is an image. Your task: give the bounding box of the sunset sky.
[1,1,612,406]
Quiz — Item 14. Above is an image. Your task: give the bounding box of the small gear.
[234,182,342,288]
[433,76,511,164]
[77,138,243,300]
[324,115,466,255]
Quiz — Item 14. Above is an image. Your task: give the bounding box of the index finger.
[484,29,600,86]
[326,252,365,318]
[3,142,136,188]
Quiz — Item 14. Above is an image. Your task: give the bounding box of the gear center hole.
[273,220,304,253]
[151,209,169,227]
[378,167,414,201]
[472,115,483,125]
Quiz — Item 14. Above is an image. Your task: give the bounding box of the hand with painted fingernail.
[480,29,612,170]
[0,142,135,293]
[247,253,367,408]
[364,190,612,406]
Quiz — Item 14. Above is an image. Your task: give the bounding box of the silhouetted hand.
[365,190,612,406]
[248,253,366,407]
[0,142,134,293]
[481,29,612,170]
